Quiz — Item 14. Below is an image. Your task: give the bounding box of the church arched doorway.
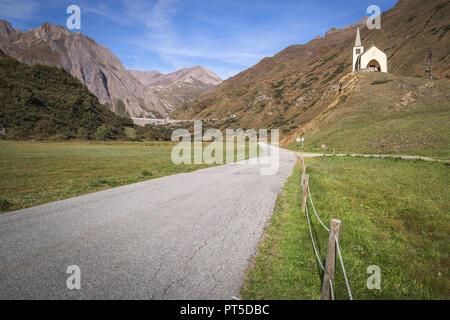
[366,59,381,71]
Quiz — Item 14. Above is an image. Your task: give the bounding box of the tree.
[76,127,89,140]
[95,125,109,141]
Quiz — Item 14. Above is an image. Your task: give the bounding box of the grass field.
[240,156,449,300]
[0,140,253,213]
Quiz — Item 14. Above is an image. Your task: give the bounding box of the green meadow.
[240,156,449,300]
[0,140,253,213]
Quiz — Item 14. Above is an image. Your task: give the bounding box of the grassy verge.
[240,156,449,300]
[0,140,255,213]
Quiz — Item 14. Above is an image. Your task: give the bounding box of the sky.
[0,0,398,79]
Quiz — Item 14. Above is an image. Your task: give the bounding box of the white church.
[353,28,388,73]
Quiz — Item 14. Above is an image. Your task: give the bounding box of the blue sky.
[0,0,398,79]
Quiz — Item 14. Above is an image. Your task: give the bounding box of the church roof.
[360,44,385,56]
[355,27,362,47]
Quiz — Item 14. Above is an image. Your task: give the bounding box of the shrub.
[124,127,137,140]
[76,127,90,140]
[0,199,11,211]
[300,83,311,89]
[95,125,110,141]
[54,132,72,140]
[371,80,392,85]
[141,170,153,177]
[88,177,116,186]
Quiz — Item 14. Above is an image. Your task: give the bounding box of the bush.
[124,127,137,140]
[0,199,11,211]
[54,132,72,140]
[76,127,90,140]
[141,170,153,177]
[371,80,393,85]
[95,125,110,141]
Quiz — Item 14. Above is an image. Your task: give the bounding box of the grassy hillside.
[0,50,133,140]
[241,156,449,300]
[285,72,450,159]
[173,0,449,153]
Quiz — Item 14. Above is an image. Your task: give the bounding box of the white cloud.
[0,0,37,20]
[81,0,325,79]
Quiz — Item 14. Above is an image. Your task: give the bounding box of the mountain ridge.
[130,66,222,87]
[129,66,222,113]
[172,0,449,139]
[0,21,165,118]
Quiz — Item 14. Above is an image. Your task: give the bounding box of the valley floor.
[240,156,449,300]
[0,140,257,213]
[0,141,214,213]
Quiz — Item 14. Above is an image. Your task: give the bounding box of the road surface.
[0,144,298,299]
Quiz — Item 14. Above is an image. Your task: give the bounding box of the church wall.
[352,46,364,72]
[360,47,388,72]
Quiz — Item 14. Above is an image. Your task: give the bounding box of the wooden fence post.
[301,175,309,212]
[321,219,341,300]
[301,156,305,187]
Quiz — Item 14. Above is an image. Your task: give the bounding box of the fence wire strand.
[307,185,330,232]
[335,236,353,300]
[304,178,354,300]
[305,203,324,271]
[329,279,335,300]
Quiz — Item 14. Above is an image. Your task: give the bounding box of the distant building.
[352,28,388,73]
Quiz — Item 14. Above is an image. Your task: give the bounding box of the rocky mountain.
[173,0,449,140]
[130,66,222,87]
[0,20,165,118]
[129,66,222,113]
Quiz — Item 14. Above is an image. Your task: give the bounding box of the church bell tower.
[353,27,364,72]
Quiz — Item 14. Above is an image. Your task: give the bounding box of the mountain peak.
[191,65,206,71]
[181,66,222,85]
[33,22,71,40]
[0,19,13,29]
[128,66,222,113]
[130,66,222,87]
[0,20,15,40]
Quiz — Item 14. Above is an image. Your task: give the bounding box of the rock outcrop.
[129,66,222,113]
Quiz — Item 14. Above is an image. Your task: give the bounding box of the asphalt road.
[0,144,298,299]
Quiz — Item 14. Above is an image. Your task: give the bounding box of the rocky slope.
[129,66,222,113]
[0,21,165,118]
[173,0,449,139]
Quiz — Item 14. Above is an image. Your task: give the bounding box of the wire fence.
[301,156,353,300]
